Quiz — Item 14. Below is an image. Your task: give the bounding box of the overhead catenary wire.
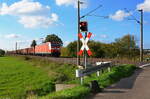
[85,14,109,19]
[124,8,140,24]
[124,8,149,25]
[80,4,103,19]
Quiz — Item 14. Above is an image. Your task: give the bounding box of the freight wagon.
[8,42,61,57]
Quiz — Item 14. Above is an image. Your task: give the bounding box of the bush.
[39,64,136,99]
[77,64,136,88]
[40,86,90,99]
[0,49,5,56]
[24,56,31,60]
[96,64,136,88]
[35,81,55,96]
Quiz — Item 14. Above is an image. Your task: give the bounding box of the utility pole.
[84,32,87,69]
[139,9,143,62]
[77,0,81,66]
[15,42,17,54]
[124,8,144,62]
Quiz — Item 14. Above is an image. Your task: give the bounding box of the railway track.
[15,55,149,67]
[47,57,149,66]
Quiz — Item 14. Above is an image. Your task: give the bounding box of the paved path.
[90,66,150,99]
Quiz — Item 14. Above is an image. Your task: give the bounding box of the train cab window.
[51,43,61,47]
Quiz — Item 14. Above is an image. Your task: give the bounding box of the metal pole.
[16,42,17,54]
[84,32,87,69]
[139,10,143,62]
[80,77,83,85]
[77,0,80,66]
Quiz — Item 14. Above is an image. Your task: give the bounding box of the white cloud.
[56,0,75,6]
[109,10,131,21]
[0,0,50,16]
[64,41,70,46]
[19,13,58,28]
[137,0,150,12]
[5,34,20,39]
[92,34,96,38]
[0,0,59,28]
[55,0,87,8]
[100,34,108,39]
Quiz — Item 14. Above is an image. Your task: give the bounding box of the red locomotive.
[9,42,61,57]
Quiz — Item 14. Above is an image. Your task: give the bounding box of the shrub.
[40,86,91,99]
[40,64,136,99]
[24,56,32,61]
[0,49,5,56]
[98,64,136,88]
[35,81,55,96]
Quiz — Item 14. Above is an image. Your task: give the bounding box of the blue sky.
[0,0,150,50]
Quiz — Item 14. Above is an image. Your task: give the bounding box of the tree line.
[30,34,140,59]
[61,34,140,59]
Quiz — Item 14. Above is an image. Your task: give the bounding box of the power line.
[80,4,103,19]
[124,8,140,24]
[85,14,109,19]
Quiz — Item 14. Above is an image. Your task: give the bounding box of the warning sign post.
[78,32,92,56]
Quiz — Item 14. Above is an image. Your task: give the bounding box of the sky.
[0,0,150,50]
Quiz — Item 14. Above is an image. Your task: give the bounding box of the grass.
[0,56,55,98]
[0,56,137,99]
[39,64,137,99]
[80,64,137,88]
[40,86,91,99]
[22,56,77,83]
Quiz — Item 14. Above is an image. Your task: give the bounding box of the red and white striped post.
[78,32,92,56]
[78,32,92,68]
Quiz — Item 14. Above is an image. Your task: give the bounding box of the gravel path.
[90,66,150,99]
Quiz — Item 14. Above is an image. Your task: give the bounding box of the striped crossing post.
[78,32,92,56]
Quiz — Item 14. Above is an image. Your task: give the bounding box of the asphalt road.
[90,66,150,99]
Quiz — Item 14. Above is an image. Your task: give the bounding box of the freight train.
[8,42,61,57]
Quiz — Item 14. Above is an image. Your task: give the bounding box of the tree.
[44,34,63,46]
[31,40,37,54]
[67,41,77,57]
[31,40,37,47]
[60,47,69,57]
[61,35,139,59]
[0,49,5,57]
[66,40,105,58]
[102,43,118,58]
[88,40,105,58]
[115,34,137,50]
[114,34,139,58]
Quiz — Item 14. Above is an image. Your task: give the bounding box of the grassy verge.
[0,56,78,98]
[0,56,55,98]
[39,64,137,99]
[84,64,137,88]
[22,56,77,83]
[0,56,136,99]
[40,86,90,99]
